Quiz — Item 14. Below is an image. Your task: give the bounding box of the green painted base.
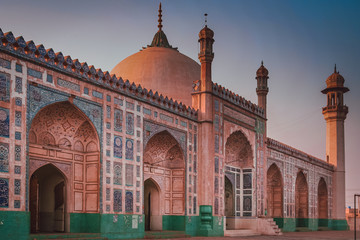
[329,219,349,230]
[163,215,186,231]
[100,214,144,239]
[70,213,100,233]
[0,210,29,240]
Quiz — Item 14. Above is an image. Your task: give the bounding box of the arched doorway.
[144,179,161,231]
[318,178,328,227]
[143,130,185,231]
[267,164,283,218]
[224,131,253,221]
[295,171,308,227]
[28,101,100,233]
[30,164,66,233]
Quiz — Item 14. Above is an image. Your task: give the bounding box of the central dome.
[111,47,200,106]
[111,3,200,106]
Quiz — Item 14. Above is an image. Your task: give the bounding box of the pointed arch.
[144,178,162,231]
[267,163,283,218]
[295,171,308,227]
[225,130,253,168]
[318,177,328,226]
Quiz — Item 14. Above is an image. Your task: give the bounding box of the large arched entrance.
[295,171,308,228]
[143,130,185,231]
[144,179,161,231]
[224,131,254,229]
[30,164,66,232]
[28,101,100,233]
[267,163,283,218]
[318,178,328,227]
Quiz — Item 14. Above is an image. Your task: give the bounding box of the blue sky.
[1,0,359,207]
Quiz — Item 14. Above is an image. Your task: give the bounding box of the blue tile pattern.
[125,191,133,213]
[92,90,103,99]
[0,143,9,172]
[125,164,133,186]
[106,106,111,119]
[14,179,21,195]
[15,131,21,140]
[57,78,80,92]
[126,112,134,135]
[193,197,197,214]
[84,87,89,95]
[15,97,22,106]
[27,68,42,79]
[47,74,53,83]
[114,136,122,158]
[106,188,110,201]
[215,157,219,173]
[0,58,11,69]
[14,200,20,208]
[15,111,21,127]
[125,139,134,160]
[14,166,21,174]
[15,145,21,161]
[113,189,122,212]
[0,72,10,102]
[0,107,9,137]
[113,162,122,185]
[0,178,9,207]
[15,77,22,93]
[114,109,123,132]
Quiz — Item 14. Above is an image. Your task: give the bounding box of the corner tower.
[321,65,349,229]
[256,61,269,118]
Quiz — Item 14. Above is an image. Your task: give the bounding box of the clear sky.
[1,0,359,207]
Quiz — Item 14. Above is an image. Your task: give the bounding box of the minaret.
[321,65,349,229]
[256,61,269,118]
[193,14,217,236]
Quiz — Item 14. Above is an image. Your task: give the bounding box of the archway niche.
[295,171,308,227]
[318,178,328,227]
[144,179,161,231]
[224,130,254,231]
[143,130,185,230]
[30,164,66,233]
[29,101,100,233]
[267,163,283,218]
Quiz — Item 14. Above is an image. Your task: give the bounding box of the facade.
[0,5,349,240]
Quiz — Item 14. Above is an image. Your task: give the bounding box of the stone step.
[30,233,106,240]
[224,229,258,237]
[145,231,190,239]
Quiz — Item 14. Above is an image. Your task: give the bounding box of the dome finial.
[158,2,163,31]
[334,64,337,73]
[204,13,208,26]
[261,60,264,66]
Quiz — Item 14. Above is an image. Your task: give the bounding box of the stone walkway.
[185,231,355,240]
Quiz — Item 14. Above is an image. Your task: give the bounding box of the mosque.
[0,4,349,240]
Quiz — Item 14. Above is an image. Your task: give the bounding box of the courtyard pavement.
[185,231,356,240]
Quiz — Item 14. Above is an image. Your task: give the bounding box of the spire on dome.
[148,3,177,50]
[158,3,163,31]
[334,64,337,73]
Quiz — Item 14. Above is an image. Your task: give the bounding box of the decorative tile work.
[180,121,187,127]
[136,140,140,153]
[160,113,174,123]
[92,90,103,99]
[126,112,134,135]
[136,191,140,203]
[84,87,89,95]
[125,139,134,160]
[27,68,42,79]
[15,145,21,161]
[214,100,219,112]
[114,109,123,132]
[136,105,141,112]
[0,143,9,172]
[193,155,197,173]
[106,177,110,184]
[106,188,110,201]
[0,107,10,137]
[137,130,140,138]
[106,161,110,174]
[143,108,151,115]
[0,58,11,69]
[0,72,10,102]
[15,77,22,93]
[47,74,53,83]
[14,166,21,174]
[136,156,140,162]
[154,111,158,117]
[214,135,219,153]
[243,173,252,189]
[136,181,140,188]
[106,122,111,129]
[194,176,197,193]
[15,131,21,140]
[106,133,110,146]
[136,115,141,128]
[114,136,122,158]
[106,150,110,157]
[125,191,133,213]
[14,179,21,195]
[243,196,252,212]
[126,101,134,110]
[114,98,123,106]
[136,165,140,178]
[125,164,133,186]
[106,95,111,102]
[106,204,110,212]
[113,162,122,185]
[215,157,219,173]
[193,197,197,214]
[214,197,219,215]
[214,177,219,194]
[14,200,20,208]
[16,63,22,73]
[0,178,9,208]
[214,114,219,132]
[194,134,197,152]
[57,78,80,92]
[113,189,122,212]
[15,97,22,106]
[136,206,140,213]
[15,111,21,127]
[106,106,111,119]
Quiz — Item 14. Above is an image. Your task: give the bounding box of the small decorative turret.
[256,61,269,117]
